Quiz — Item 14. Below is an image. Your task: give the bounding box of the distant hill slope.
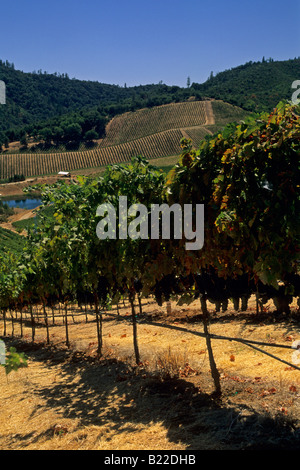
[0,226,25,253]
[192,58,300,112]
[101,100,211,146]
[0,57,299,138]
[100,99,250,148]
[0,60,194,135]
[0,100,251,179]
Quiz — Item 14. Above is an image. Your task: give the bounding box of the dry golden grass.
[0,296,300,450]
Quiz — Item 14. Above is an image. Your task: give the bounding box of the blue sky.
[1,0,300,87]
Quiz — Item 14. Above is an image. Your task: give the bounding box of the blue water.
[3,198,42,210]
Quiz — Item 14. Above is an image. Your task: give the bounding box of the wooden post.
[43,302,50,345]
[129,293,140,365]
[2,309,7,336]
[200,296,221,396]
[94,292,103,356]
[29,304,35,343]
[10,309,14,337]
[64,303,70,348]
[20,308,23,338]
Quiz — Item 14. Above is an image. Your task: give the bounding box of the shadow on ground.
[4,337,300,450]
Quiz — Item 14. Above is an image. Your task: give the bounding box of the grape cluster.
[150,268,300,315]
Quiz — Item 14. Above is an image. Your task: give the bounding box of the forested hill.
[0,60,195,134]
[0,57,299,137]
[192,57,300,112]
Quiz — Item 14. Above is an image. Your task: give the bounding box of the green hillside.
[0,100,251,179]
[192,57,300,112]
[0,57,299,147]
[0,226,26,254]
[0,59,195,137]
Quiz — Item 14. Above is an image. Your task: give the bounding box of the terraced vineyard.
[0,129,184,179]
[181,126,217,148]
[101,100,211,146]
[0,100,250,179]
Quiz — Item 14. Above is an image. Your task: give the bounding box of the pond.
[1,197,42,210]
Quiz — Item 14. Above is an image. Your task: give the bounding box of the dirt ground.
[0,296,299,450]
[0,171,101,198]
[0,207,36,235]
[0,176,57,197]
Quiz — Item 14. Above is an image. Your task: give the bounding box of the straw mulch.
[0,296,299,450]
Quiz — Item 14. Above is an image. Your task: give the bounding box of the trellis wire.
[1,307,300,371]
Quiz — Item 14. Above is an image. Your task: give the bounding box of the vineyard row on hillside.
[101,100,209,146]
[0,129,185,179]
